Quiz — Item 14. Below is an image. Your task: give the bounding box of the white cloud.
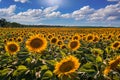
[0,2,120,25]
[43,6,58,14]
[89,2,120,21]
[72,6,94,20]
[61,13,71,18]
[11,6,60,24]
[107,0,119,2]
[61,6,94,20]
[45,11,61,18]
[0,0,2,2]
[14,0,28,3]
[0,5,16,18]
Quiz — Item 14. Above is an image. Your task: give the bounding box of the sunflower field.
[0,27,120,80]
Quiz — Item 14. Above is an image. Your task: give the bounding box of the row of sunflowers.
[0,28,120,80]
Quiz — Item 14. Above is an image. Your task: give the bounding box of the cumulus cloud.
[14,0,28,3]
[89,2,120,21]
[11,6,60,24]
[0,2,120,25]
[0,5,16,18]
[72,6,94,20]
[61,6,94,20]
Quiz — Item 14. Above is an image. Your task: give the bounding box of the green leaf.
[46,60,56,66]
[43,70,53,77]
[25,58,31,64]
[17,65,28,71]
[13,65,28,77]
[60,50,66,57]
[42,70,53,79]
[79,62,96,73]
[105,46,111,54]
[0,68,10,76]
[41,65,48,71]
[96,56,102,63]
[85,54,95,62]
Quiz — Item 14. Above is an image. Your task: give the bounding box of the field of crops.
[0,27,120,80]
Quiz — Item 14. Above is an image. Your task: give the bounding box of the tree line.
[0,18,66,28]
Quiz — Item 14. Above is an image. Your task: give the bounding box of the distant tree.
[0,18,7,27]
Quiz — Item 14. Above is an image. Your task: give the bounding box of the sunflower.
[107,34,113,40]
[86,34,94,42]
[72,34,80,40]
[50,37,58,44]
[109,56,120,69]
[26,35,47,53]
[60,44,67,49]
[5,41,20,55]
[93,35,99,43]
[111,41,120,50]
[68,40,80,51]
[103,56,120,76]
[57,40,63,46]
[54,55,80,77]
[17,37,23,43]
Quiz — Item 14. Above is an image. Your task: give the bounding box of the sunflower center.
[87,36,93,40]
[61,45,66,49]
[113,42,119,48]
[70,41,78,49]
[30,38,43,48]
[18,38,22,42]
[8,44,18,52]
[108,35,112,39]
[59,61,74,72]
[58,41,62,45]
[73,36,78,40]
[51,38,57,43]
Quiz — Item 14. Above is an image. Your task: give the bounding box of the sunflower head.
[111,41,120,50]
[86,34,94,42]
[50,37,58,44]
[54,55,80,77]
[60,44,67,49]
[93,35,99,43]
[109,56,120,69]
[26,35,47,53]
[17,37,23,43]
[5,41,20,55]
[72,34,80,40]
[68,40,80,51]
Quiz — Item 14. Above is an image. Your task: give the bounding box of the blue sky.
[0,0,120,26]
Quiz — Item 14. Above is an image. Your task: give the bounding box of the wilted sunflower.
[5,42,20,55]
[111,41,120,50]
[68,40,80,51]
[54,55,80,77]
[26,35,47,53]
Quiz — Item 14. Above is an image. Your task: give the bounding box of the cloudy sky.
[0,0,120,26]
